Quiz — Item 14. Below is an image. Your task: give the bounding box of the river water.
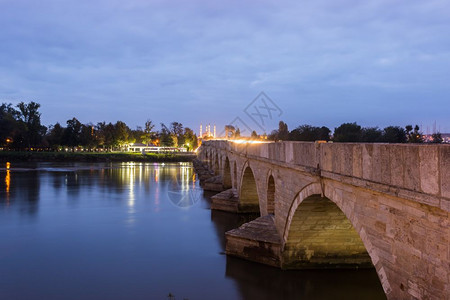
[0,162,385,300]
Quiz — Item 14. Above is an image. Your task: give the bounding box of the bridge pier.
[211,189,261,213]
[193,159,225,192]
[226,215,282,268]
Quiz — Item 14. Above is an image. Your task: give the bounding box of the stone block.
[379,145,391,185]
[362,144,374,181]
[419,146,439,195]
[332,144,342,174]
[440,146,450,198]
[371,144,382,183]
[389,146,404,187]
[403,146,420,191]
[285,142,294,164]
[340,144,353,176]
[260,143,269,159]
[352,145,363,178]
[320,144,333,172]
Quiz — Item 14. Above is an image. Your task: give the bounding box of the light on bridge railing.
[228,139,270,144]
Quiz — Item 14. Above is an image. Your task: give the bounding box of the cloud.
[0,0,449,132]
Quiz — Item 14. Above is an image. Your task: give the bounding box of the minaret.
[214,124,216,138]
[200,123,203,137]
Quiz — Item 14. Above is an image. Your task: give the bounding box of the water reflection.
[225,256,385,300]
[5,162,10,204]
[0,162,385,300]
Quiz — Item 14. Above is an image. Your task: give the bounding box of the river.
[0,162,385,299]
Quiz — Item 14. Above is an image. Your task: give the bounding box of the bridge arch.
[282,182,389,293]
[239,163,260,215]
[266,171,275,215]
[223,156,232,189]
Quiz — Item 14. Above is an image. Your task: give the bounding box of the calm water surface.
[0,162,385,300]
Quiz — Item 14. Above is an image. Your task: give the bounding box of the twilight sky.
[1,0,449,134]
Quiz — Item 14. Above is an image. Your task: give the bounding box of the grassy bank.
[0,151,196,163]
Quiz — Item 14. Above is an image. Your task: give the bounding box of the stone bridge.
[197,140,449,300]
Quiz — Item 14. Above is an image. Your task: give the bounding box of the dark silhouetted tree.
[289,125,331,141]
[141,120,156,145]
[62,118,82,149]
[361,127,383,142]
[46,123,65,150]
[406,125,424,143]
[382,126,407,143]
[16,101,46,148]
[269,121,289,140]
[0,103,19,147]
[160,123,174,147]
[333,122,362,142]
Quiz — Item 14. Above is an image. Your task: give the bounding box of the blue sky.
[1,0,449,134]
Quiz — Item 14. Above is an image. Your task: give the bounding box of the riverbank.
[0,151,196,162]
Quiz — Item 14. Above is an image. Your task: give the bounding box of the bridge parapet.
[202,140,450,212]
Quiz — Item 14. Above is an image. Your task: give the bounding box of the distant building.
[199,123,216,140]
[423,133,450,143]
[127,143,187,153]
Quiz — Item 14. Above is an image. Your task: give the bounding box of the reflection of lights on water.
[5,162,10,204]
[5,170,10,193]
[128,163,135,207]
[168,163,201,208]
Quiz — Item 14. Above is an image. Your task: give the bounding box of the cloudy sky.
[1,0,449,134]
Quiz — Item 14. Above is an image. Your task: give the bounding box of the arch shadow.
[282,183,389,293]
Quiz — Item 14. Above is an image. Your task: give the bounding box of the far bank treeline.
[267,121,444,143]
[0,102,198,151]
[1,102,445,152]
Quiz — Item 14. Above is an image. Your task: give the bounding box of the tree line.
[269,121,444,143]
[0,101,198,151]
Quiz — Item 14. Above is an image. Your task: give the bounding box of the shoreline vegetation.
[0,151,196,163]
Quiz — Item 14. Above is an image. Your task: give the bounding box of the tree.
[333,122,362,142]
[269,121,289,141]
[16,101,46,148]
[382,126,407,143]
[183,127,198,151]
[278,121,289,140]
[160,123,174,147]
[235,128,241,138]
[289,125,331,141]
[0,103,19,148]
[251,131,258,139]
[171,122,184,146]
[79,124,97,150]
[141,120,156,145]
[46,123,65,150]
[62,118,82,149]
[405,125,424,143]
[361,127,383,142]
[113,121,131,150]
